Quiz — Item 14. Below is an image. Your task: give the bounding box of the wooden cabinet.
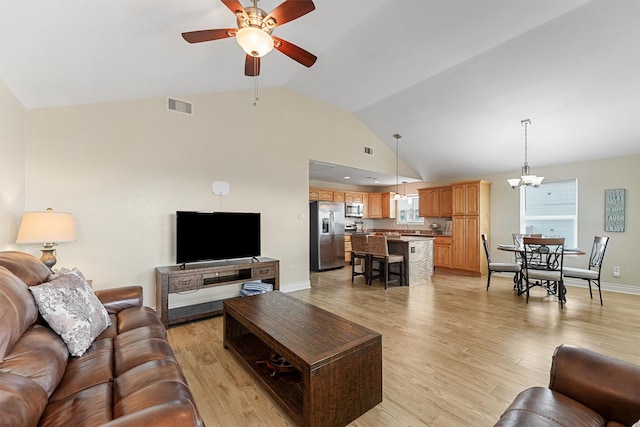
[367,193,382,218]
[333,191,345,203]
[381,192,396,219]
[366,192,396,219]
[452,216,481,272]
[452,181,481,215]
[441,187,453,217]
[418,186,453,218]
[434,236,452,268]
[450,180,491,276]
[309,188,334,201]
[155,258,279,328]
[344,192,364,203]
[345,235,352,263]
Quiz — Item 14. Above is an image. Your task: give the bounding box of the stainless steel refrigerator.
[310,201,345,271]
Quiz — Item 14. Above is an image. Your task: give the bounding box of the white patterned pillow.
[29,269,111,357]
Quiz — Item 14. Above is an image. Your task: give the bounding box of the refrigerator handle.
[329,211,335,243]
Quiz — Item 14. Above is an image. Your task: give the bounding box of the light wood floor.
[167,269,640,426]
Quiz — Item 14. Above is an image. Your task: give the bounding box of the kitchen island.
[386,236,434,286]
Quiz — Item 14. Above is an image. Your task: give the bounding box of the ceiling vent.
[364,146,374,156]
[166,97,193,115]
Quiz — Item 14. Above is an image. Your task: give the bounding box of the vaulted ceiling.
[1,0,638,184]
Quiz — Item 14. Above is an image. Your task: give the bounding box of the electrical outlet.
[613,266,621,277]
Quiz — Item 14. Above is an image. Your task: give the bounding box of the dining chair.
[521,237,566,307]
[481,234,521,291]
[512,233,543,247]
[366,235,404,289]
[350,234,370,283]
[563,236,609,305]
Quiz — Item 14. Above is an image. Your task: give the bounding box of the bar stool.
[367,235,404,289]
[350,234,370,283]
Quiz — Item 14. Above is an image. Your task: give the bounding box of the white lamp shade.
[236,27,274,57]
[506,178,521,188]
[532,176,545,186]
[16,211,76,244]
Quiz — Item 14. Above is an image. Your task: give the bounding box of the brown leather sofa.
[495,344,640,427]
[0,251,203,426]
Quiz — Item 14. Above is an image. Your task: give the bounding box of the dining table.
[496,243,585,300]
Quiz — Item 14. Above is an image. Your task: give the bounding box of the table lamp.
[16,208,76,270]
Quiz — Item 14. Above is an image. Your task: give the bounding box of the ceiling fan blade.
[272,36,317,67]
[221,0,248,20]
[245,55,261,76]
[265,0,315,27]
[182,28,236,43]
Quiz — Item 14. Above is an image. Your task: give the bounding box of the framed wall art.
[604,188,625,232]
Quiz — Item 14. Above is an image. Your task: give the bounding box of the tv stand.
[155,257,279,328]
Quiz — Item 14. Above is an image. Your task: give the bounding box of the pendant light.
[393,134,404,200]
[507,119,544,189]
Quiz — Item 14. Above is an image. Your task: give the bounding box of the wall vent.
[166,97,193,115]
[364,146,374,156]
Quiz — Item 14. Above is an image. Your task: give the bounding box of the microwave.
[345,202,364,217]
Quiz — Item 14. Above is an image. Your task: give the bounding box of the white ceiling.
[1,0,638,184]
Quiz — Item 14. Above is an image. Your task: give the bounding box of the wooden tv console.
[224,291,382,427]
[155,257,279,328]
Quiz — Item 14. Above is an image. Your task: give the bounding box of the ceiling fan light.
[236,27,274,57]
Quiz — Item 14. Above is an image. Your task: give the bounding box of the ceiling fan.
[182,0,317,76]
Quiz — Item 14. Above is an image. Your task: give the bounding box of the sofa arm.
[549,344,640,425]
[95,286,143,314]
[101,402,203,427]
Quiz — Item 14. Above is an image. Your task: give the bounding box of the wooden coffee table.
[223,291,382,427]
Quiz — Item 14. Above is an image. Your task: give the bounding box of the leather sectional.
[495,344,640,426]
[0,251,203,426]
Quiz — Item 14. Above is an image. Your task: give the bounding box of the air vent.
[364,146,374,156]
[166,97,193,115]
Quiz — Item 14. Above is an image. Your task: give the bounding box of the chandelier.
[507,119,544,189]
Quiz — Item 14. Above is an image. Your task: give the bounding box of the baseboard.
[564,278,640,296]
[281,280,311,293]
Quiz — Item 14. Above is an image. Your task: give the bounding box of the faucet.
[403,223,410,232]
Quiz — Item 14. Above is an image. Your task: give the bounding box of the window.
[520,179,578,248]
[397,195,424,225]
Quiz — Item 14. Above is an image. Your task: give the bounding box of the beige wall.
[20,87,408,306]
[486,155,640,294]
[0,80,26,250]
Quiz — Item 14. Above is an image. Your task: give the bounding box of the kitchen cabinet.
[366,192,396,219]
[434,236,452,268]
[345,192,364,203]
[452,181,481,215]
[452,216,481,272]
[309,188,335,202]
[440,187,453,216]
[345,235,352,263]
[418,186,452,218]
[367,193,382,218]
[381,192,396,219]
[450,180,491,276]
[333,191,345,203]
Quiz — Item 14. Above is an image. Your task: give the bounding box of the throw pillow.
[29,269,111,357]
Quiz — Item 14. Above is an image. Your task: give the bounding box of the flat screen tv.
[176,211,261,265]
